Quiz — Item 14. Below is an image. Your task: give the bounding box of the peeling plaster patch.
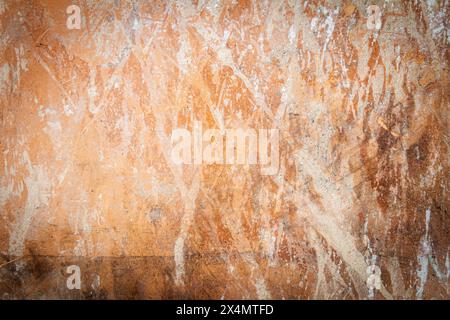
[176,35,192,75]
[322,9,338,61]
[8,155,51,258]
[44,120,63,152]
[147,207,163,223]
[88,69,98,114]
[74,239,85,256]
[0,1,7,15]
[425,0,448,41]
[0,63,10,92]
[91,274,101,290]
[64,104,74,116]
[115,114,133,152]
[18,49,28,71]
[254,278,271,300]
[288,24,296,45]
[260,227,277,266]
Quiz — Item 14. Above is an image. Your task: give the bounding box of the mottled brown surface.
[0,0,448,299]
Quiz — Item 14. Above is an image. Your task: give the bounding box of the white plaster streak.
[416,208,432,299]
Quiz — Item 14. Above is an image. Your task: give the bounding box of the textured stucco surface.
[0,0,448,299]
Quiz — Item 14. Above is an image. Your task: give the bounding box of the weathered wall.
[0,0,448,299]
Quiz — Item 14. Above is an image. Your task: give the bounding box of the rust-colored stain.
[0,0,448,299]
